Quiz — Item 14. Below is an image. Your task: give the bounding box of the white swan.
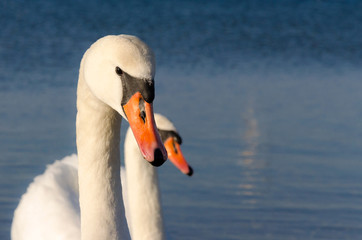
[11,35,168,240]
[123,113,193,240]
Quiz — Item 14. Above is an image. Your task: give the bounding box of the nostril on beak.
[150,148,165,167]
[140,110,146,123]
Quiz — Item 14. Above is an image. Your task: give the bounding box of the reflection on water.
[237,101,264,205]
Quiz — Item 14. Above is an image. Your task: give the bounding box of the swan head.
[155,114,193,176]
[82,35,167,166]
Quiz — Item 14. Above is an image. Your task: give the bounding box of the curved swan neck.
[124,128,165,240]
[76,66,130,240]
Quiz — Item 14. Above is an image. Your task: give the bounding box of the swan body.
[11,155,80,239]
[12,35,167,240]
[11,115,191,240]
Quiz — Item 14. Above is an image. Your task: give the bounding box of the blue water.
[1,0,362,239]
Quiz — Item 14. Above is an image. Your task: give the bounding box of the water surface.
[1,1,362,239]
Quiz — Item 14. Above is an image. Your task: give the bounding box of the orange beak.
[123,92,167,166]
[164,137,193,176]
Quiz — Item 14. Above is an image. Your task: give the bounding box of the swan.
[11,35,168,240]
[123,113,193,240]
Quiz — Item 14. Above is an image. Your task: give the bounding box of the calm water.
[1,1,362,239]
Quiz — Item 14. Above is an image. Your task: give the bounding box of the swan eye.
[115,67,123,76]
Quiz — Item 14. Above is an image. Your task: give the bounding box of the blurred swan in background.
[123,113,192,240]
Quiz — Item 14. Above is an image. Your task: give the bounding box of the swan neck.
[76,70,129,240]
[124,128,165,240]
